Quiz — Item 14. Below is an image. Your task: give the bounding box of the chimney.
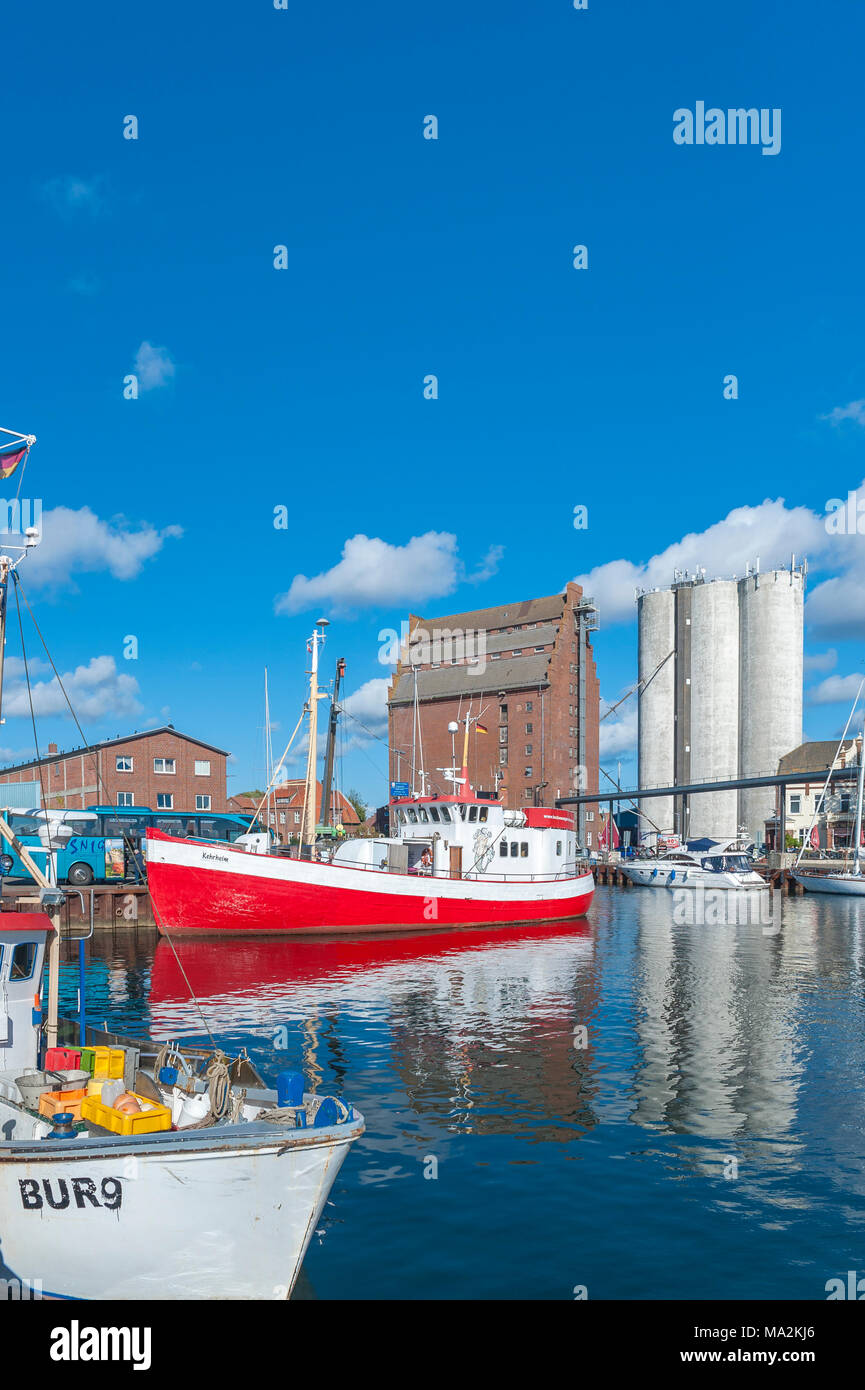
[48,743,58,756]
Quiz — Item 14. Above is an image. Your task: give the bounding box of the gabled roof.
[388,654,551,705]
[0,725,230,776]
[778,740,857,776]
[419,593,570,635]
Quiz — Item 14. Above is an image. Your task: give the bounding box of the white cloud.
[133,341,175,392]
[466,544,504,585]
[341,678,390,740]
[806,673,865,706]
[24,507,182,589]
[276,532,461,616]
[573,481,865,641]
[41,175,105,216]
[599,702,638,759]
[804,648,837,674]
[3,655,141,721]
[821,400,865,427]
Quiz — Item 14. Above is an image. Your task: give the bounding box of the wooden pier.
[1,883,155,928]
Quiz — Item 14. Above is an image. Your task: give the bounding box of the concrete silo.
[688,580,740,838]
[637,588,676,840]
[738,568,805,846]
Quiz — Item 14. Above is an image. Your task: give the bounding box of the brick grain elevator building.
[387,584,600,845]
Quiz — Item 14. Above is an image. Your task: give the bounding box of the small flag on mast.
[0,445,28,480]
[476,723,488,734]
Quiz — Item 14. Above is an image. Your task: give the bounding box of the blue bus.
[0,807,268,887]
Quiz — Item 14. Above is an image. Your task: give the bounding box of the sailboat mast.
[300,622,328,855]
[854,713,865,873]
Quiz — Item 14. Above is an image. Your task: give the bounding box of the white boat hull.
[792,872,865,896]
[0,1104,361,1300]
[620,864,767,891]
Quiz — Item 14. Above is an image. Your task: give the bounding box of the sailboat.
[793,689,865,895]
[0,427,364,1299]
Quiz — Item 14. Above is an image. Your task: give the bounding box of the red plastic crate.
[45,1047,82,1070]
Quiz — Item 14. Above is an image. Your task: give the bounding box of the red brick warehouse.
[387,584,600,846]
[0,725,228,813]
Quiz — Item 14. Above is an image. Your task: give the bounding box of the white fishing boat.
[0,912,363,1299]
[0,425,364,1301]
[620,837,767,890]
[793,693,865,896]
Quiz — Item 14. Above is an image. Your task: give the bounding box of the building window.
[499,705,508,721]
[790,795,801,814]
[525,766,533,777]
[294,811,301,824]
[512,649,522,656]
[525,723,533,734]
[154,758,176,775]
[499,749,507,765]
[157,793,174,810]
[525,745,532,755]
[194,760,211,776]
[499,728,508,744]
[195,795,211,811]
[841,795,851,814]
[586,811,594,822]
[526,701,533,712]
[117,791,134,808]
[280,812,286,824]
[115,755,133,773]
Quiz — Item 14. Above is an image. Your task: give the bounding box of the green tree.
[346,787,367,823]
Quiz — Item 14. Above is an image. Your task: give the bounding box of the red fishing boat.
[145,624,595,937]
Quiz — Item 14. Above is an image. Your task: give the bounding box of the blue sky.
[1,0,864,807]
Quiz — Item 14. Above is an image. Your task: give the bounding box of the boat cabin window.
[520,842,529,858]
[395,809,405,823]
[479,806,488,823]
[499,840,508,857]
[10,941,38,981]
[556,840,562,855]
[429,806,440,823]
[468,806,478,822]
[407,809,418,824]
[458,805,467,821]
[418,807,429,822]
[510,842,518,857]
[438,806,451,822]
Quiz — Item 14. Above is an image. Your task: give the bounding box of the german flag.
[0,445,28,481]
[476,723,488,734]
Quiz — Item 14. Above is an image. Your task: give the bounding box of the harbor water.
[55,887,865,1300]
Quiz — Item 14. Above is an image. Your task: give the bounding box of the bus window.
[198,817,231,841]
[156,817,195,837]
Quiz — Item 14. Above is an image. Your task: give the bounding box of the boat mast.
[320,656,345,828]
[300,620,328,856]
[853,712,865,875]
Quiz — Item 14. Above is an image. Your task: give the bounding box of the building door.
[449,845,462,879]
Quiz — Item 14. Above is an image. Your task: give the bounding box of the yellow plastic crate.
[89,1046,126,1080]
[39,1088,87,1121]
[80,1092,172,1137]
